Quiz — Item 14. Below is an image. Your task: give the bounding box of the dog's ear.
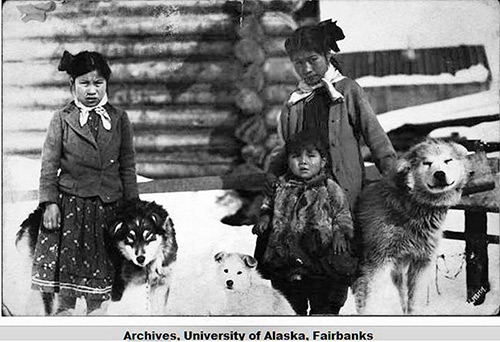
[242,255,257,269]
[451,142,468,159]
[392,159,414,191]
[214,251,226,262]
[161,216,174,234]
[150,212,163,226]
[111,222,123,236]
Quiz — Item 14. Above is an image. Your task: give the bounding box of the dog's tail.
[16,206,44,255]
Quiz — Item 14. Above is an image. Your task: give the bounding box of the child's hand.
[43,203,61,230]
[332,230,348,254]
[252,215,270,235]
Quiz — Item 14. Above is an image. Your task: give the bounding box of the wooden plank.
[465,211,490,305]
[443,230,499,244]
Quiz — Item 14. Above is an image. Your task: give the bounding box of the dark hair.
[285,19,345,72]
[58,50,112,81]
[285,19,344,55]
[285,130,329,160]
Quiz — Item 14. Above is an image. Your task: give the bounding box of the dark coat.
[268,78,396,210]
[39,101,139,204]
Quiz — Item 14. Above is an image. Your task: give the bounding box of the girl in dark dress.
[32,50,139,314]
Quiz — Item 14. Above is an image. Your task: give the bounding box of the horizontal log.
[137,172,267,193]
[3,107,238,132]
[136,151,240,164]
[51,1,232,16]
[134,130,239,152]
[3,60,239,86]
[136,162,235,179]
[127,108,238,129]
[3,40,234,62]
[3,12,234,39]
[3,85,236,109]
[3,129,240,154]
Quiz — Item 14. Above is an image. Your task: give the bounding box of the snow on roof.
[378,89,499,133]
[357,64,490,87]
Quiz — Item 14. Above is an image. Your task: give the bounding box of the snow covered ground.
[2,156,499,316]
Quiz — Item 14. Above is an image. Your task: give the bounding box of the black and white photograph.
[2,0,499,317]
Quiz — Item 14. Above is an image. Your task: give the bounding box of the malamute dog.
[353,139,469,314]
[110,199,178,315]
[213,251,296,315]
[16,199,177,315]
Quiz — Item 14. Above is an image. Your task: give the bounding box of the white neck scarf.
[288,64,346,106]
[74,93,111,130]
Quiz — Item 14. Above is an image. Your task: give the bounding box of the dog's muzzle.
[136,255,146,265]
[428,170,455,189]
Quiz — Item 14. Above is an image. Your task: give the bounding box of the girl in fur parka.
[253,131,356,315]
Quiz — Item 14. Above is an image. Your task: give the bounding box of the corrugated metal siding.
[336,45,491,79]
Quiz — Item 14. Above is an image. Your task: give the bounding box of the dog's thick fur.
[212,251,296,315]
[110,199,178,315]
[353,139,469,314]
[15,199,177,315]
[15,206,57,315]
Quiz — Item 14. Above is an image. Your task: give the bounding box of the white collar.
[288,64,346,106]
[74,93,111,130]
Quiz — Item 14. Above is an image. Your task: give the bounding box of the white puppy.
[213,251,296,316]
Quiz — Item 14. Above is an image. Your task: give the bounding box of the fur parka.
[257,173,356,282]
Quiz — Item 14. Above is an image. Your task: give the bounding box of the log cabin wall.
[2,0,301,179]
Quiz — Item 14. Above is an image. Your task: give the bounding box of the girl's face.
[288,148,326,180]
[72,70,107,107]
[290,50,329,86]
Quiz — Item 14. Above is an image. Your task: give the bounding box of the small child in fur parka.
[252,130,357,315]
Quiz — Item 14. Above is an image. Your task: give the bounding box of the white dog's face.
[395,140,468,197]
[412,142,468,194]
[214,252,257,292]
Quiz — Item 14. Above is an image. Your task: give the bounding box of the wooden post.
[464,210,490,305]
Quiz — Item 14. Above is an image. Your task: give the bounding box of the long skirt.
[31,193,120,301]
